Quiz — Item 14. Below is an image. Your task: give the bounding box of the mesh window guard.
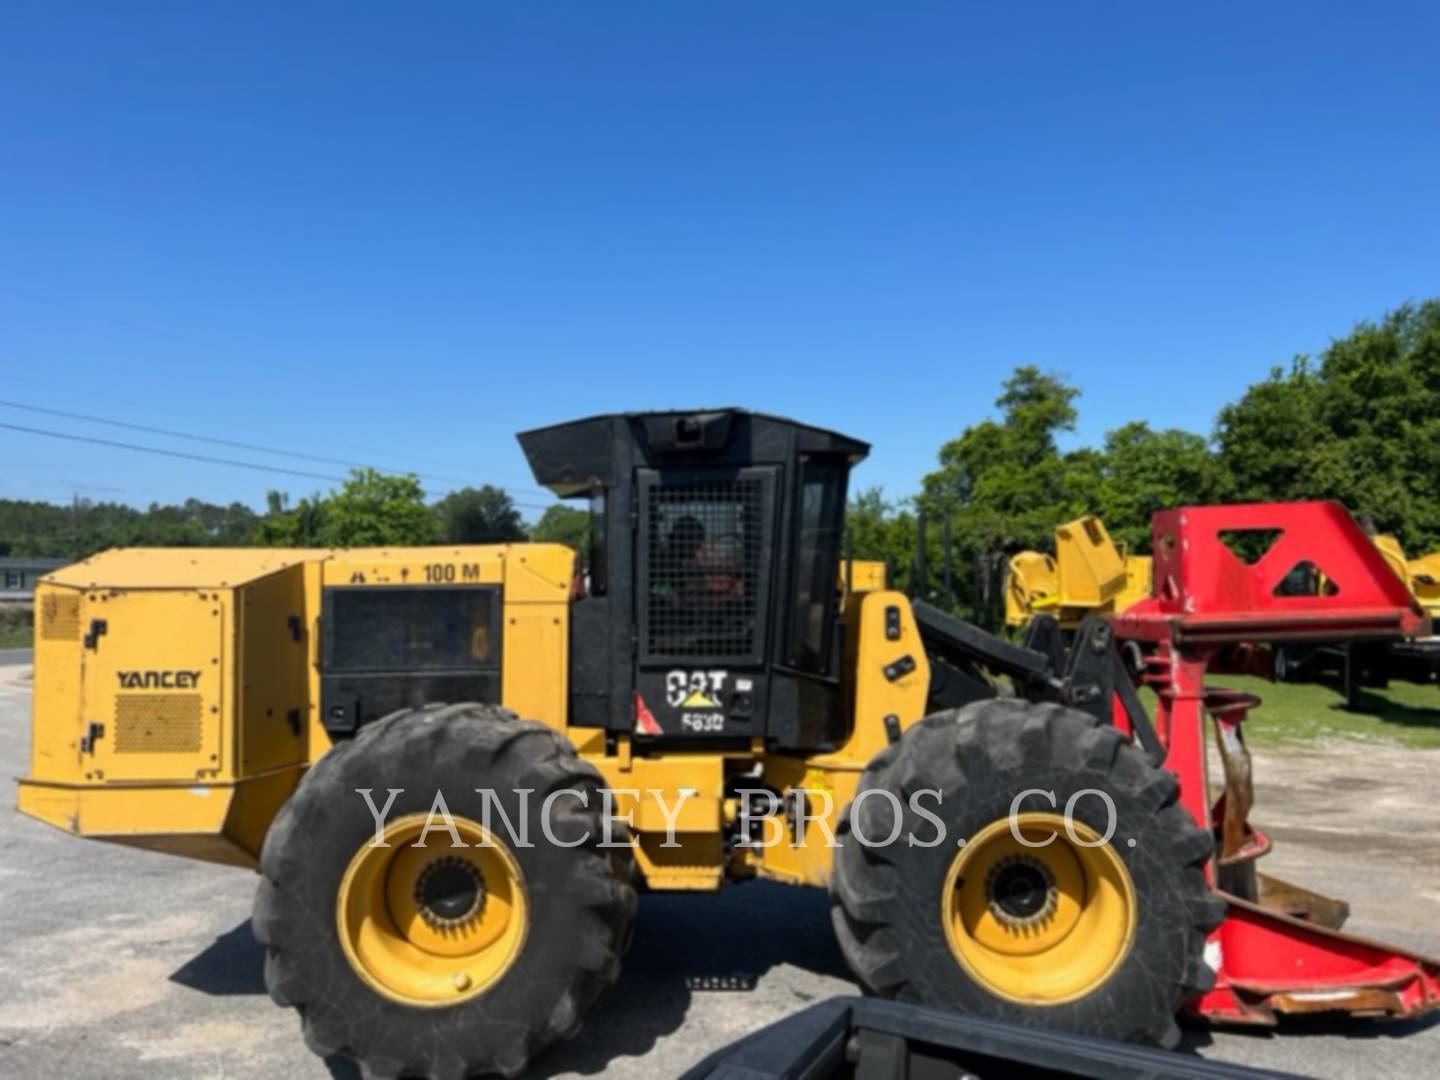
[646,478,764,658]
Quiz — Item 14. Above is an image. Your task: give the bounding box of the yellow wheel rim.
[337,811,528,1007]
[940,812,1136,1005]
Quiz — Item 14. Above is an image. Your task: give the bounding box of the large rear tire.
[253,704,636,1079]
[830,699,1223,1048]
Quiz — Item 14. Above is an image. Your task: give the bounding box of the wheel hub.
[986,854,1058,928]
[415,855,486,929]
[940,813,1137,1005]
[337,812,528,1006]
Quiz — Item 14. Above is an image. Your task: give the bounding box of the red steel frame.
[1111,502,1440,1025]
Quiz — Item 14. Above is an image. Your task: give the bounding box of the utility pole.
[942,516,954,610]
[913,509,928,601]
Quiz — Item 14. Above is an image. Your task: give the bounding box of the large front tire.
[830,700,1223,1047]
[253,704,636,1079]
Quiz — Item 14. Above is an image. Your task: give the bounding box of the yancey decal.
[117,670,202,690]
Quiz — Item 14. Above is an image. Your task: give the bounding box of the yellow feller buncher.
[18,411,1440,1078]
[1372,534,1440,622]
[1004,515,1152,631]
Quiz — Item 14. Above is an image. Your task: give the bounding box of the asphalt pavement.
[1,664,1436,1079]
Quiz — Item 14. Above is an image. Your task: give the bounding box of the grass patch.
[1145,673,1440,750]
[0,607,32,649]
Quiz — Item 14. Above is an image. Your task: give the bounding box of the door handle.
[84,619,108,651]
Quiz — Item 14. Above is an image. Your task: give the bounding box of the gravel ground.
[1,663,1436,1079]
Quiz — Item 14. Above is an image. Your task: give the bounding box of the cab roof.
[517,408,870,497]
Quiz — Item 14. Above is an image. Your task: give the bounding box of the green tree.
[1217,301,1440,551]
[914,367,1227,591]
[845,486,915,586]
[1213,358,1326,505]
[432,485,526,544]
[905,365,1202,616]
[0,495,262,558]
[923,367,1078,512]
[530,504,590,552]
[256,491,326,547]
[258,470,436,547]
[1092,423,1222,551]
[919,367,1100,598]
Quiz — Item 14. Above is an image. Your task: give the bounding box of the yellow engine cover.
[18,543,575,867]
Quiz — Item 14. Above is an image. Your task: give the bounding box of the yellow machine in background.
[1004,515,1151,630]
[1413,553,1440,618]
[1373,534,1440,622]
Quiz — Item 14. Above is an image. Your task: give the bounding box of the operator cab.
[518,409,869,750]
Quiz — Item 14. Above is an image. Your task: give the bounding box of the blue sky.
[2,2,1436,517]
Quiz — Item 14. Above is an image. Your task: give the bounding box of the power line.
[0,397,395,472]
[2,289,553,489]
[0,421,558,511]
[0,419,345,482]
[0,397,547,491]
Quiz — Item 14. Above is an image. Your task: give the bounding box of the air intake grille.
[115,694,203,753]
[40,593,81,641]
[646,479,763,658]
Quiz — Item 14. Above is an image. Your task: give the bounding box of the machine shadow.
[169,881,852,1077]
[531,879,854,1077]
[1339,686,1440,733]
[169,918,267,995]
